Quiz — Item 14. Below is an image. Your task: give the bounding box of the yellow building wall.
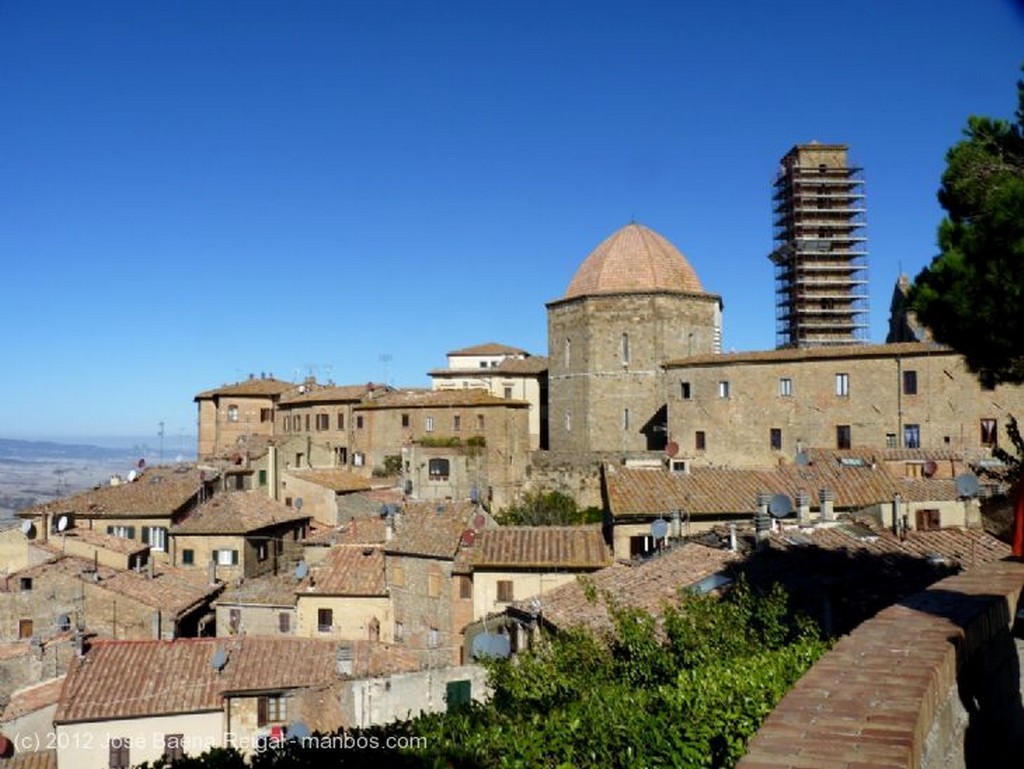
[472,571,579,622]
[294,593,392,642]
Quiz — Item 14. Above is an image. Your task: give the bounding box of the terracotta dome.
[564,223,705,299]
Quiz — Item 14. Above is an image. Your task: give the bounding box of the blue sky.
[2,1,1022,444]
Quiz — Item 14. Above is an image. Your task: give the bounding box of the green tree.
[495,488,602,526]
[909,70,1024,385]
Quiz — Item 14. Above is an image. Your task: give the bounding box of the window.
[452,415,461,432]
[337,412,345,430]
[257,694,287,726]
[564,338,571,368]
[916,509,941,532]
[229,609,241,633]
[770,428,782,451]
[335,447,348,465]
[216,549,239,566]
[356,415,364,429]
[478,361,488,368]
[718,381,730,398]
[496,580,514,602]
[353,452,365,467]
[279,612,290,633]
[835,373,850,397]
[106,525,136,540]
[182,549,194,566]
[19,577,32,592]
[778,378,793,397]
[425,416,434,432]
[141,526,167,552]
[401,413,410,428]
[836,425,852,449]
[621,332,630,364]
[18,619,33,639]
[428,458,450,481]
[429,627,440,648]
[394,621,404,642]
[316,413,329,430]
[295,452,304,466]
[428,573,442,598]
[981,418,998,446]
[227,405,239,423]
[629,535,658,559]
[304,414,310,431]
[623,408,630,431]
[902,370,918,395]
[256,541,268,562]
[258,469,267,486]
[317,608,333,633]
[503,386,513,399]
[886,433,898,449]
[260,408,273,423]
[695,431,706,451]
[391,565,404,587]
[904,424,921,449]
[680,381,691,400]
[459,575,472,599]
[163,734,185,763]
[476,414,485,430]
[109,738,130,769]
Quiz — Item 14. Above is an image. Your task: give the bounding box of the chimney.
[795,491,810,526]
[892,494,902,536]
[728,522,737,553]
[819,489,836,522]
[208,558,217,586]
[385,518,393,542]
[755,493,772,549]
[40,514,48,544]
[147,558,155,579]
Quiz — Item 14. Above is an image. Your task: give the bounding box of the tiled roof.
[288,468,376,493]
[563,223,707,300]
[194,377,295,400]
[447,343,529,356]
[216,573,298,607]
[279,383,388,406]
[303,517,389,546]
[0,749,57,769]
[300,545,386,596]
[511,542,740,634]
[385,501,481,559]
[430,356,549,377]
[20,466,204,519]
[605,457,964,520]
[56,527,149,556]
[356,388,528,410]
[54,636,341,724]
[472,526,612,569]
[172,493,310,535]
[664,341,948,368]
[2,676,65,721]
[97,566,222,616]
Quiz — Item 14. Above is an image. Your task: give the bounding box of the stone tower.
[546,223,722,455]
[769,143,868,348]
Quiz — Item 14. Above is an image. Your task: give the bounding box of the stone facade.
[664,342,1024,468]
[547,291,721,454]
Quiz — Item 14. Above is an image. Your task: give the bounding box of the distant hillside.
[0,438,137,462]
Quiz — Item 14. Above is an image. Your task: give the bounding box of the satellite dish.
[56,515,69,532]
[211,647,228,671]
[650,518,669,539]
[955,473,981,498]
[294,562,309,580]
[471,632,511,659]
[289,722,310,741]
[137,458,146,469]
[21,520,35,537]
[768,494,794,518]
[460,529,477,548]
[922,460,938,478]
[127,470,138,482]
[795,451,810,466]
[294,498,303,510]
[665,441,680,458]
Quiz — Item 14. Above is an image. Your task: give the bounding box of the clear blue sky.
[2,0,1022,444]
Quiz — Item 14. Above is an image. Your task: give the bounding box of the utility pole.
[158,421,165,464]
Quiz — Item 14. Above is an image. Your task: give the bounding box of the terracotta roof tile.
[385,501,481,559]
[447,343,529,356]
[512,542,740,634]
[301,545,386,596]
[172,493,310,535]
[665,341,948,368]
[0,749,57,769]
[20,466,204,519]
[54,636,341,724]
[216,573,298,607]
[288,469,377,493]
[280,383,389,406]
[2,676,65,722]
[54,527,149,556]
[194,377,295,400]
[472,526,612,569]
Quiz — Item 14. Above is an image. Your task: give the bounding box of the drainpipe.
[892,493,902,536]
[896,356,904,447]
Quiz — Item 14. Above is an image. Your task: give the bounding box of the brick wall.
[737,558,1024,769]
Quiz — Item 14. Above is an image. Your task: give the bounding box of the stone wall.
[737,558,1024,769]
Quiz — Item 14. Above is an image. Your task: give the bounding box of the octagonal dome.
[564,223,705,299]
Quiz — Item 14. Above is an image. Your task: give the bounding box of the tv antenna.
[379,353,393,385]
[157,421,165,463]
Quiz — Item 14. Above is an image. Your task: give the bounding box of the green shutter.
[446,680,471,711]
[141,527,150,544]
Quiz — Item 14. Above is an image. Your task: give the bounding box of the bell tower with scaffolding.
[769,143,868,348]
